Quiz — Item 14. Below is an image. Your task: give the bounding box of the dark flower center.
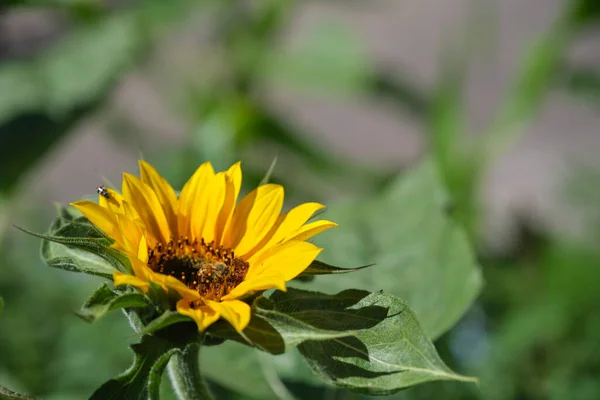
[148,237,249,300]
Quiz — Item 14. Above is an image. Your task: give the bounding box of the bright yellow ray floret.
[71,161,337,332]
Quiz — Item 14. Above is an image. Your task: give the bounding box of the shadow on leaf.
[207,314,285,355]
[299,337,400,380]
[269,288,389,331]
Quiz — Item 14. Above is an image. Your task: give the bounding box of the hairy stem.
[168,342,213,400]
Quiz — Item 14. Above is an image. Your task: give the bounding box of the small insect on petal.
[97,185,110,199]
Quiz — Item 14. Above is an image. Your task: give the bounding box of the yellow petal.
[98,188,127,214]
[122,173,171,246]
[71,200,123,244]
[126,254,153,281]
[153,272,202,301]
[195,173,226,244]
[215,162,242,246]
[113,271,150,292]
[221,273,287,301]
[286,220,338,242]
[178,162,215,239]
[139,160,178,236]
[248,240,322,281]
[176,300,220,332]
[114,212,146,259]
[245,202,326,260]
[224,184,284,257]
[205,300,251,332]
[137,234,148,264]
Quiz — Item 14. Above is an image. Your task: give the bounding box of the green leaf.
[0,386,39,400]
[141,311,193,335]
[0,296,3,315]
[77,284,150,323]
[297,260,374,277]
[302,161,482,339]
[90,335,174,400]
[205,289,476,397]
[290,289,477,395]
[253,296,364,348]
[207,293,364,354]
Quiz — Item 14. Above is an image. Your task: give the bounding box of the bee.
[96,185,110,199]
[196,262,230,283]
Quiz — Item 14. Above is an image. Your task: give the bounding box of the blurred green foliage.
[1,0,600,399]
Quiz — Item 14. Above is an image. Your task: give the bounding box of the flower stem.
[168,342,213,400]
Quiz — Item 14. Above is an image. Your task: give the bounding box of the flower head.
[71,161,337,332]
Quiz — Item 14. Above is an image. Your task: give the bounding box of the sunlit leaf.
[300,161,483,339]
[293,290,477,395]
[253,296,360,349]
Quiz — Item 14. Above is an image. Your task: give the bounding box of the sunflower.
[70,161,337,333]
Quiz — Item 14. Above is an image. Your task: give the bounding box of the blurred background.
[1,0,600,399]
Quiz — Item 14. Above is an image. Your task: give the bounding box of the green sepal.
[76,283,150,323]
[297,259,374,278]
[51,202,80,230]
[141,310,193,335]
[19,205,134,278]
